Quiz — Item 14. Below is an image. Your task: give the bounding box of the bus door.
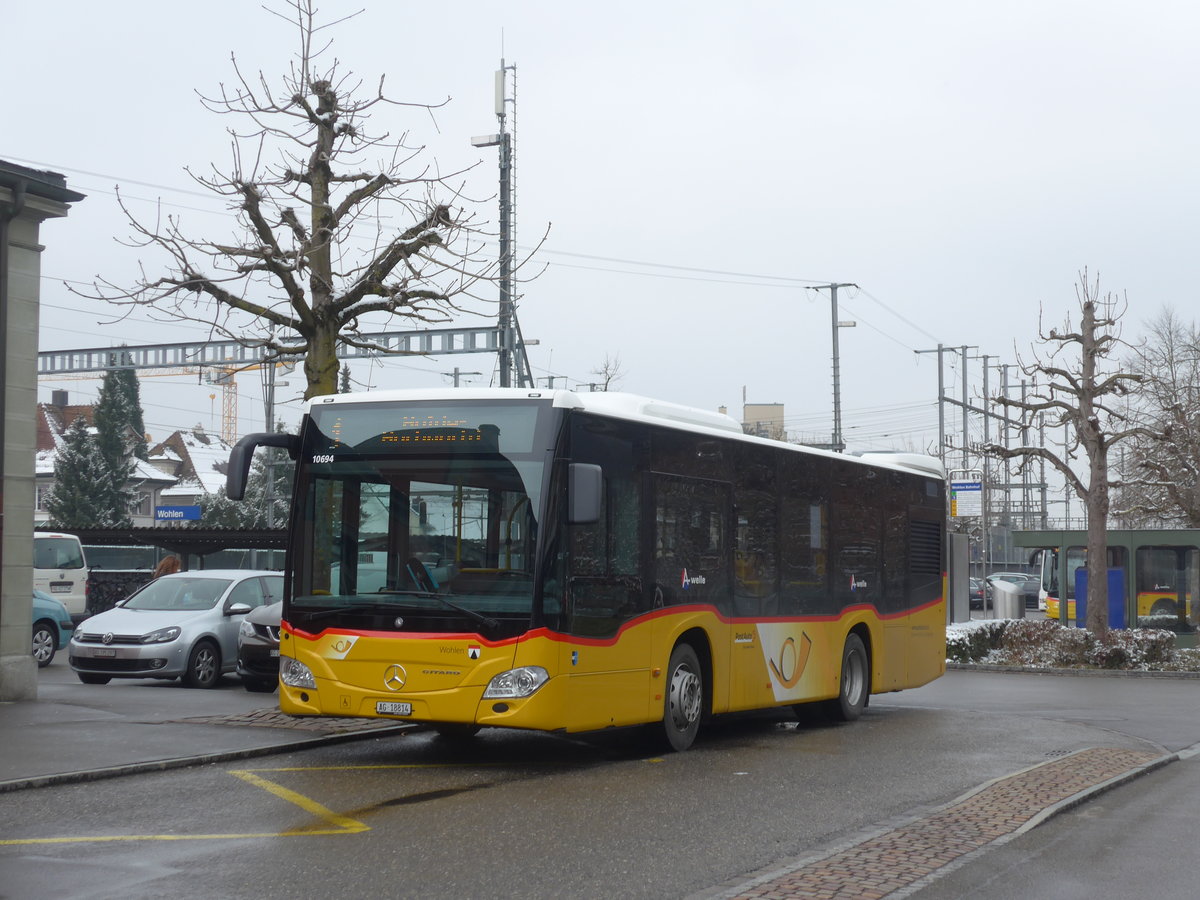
[562,461,652,731]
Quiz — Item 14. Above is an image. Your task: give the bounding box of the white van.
[33,533,90,621]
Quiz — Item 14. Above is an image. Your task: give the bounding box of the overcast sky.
[6,0,1198,466]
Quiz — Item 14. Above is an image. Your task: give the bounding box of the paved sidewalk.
[0,668,413,793]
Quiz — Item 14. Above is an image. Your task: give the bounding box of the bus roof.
[305,388,945,480]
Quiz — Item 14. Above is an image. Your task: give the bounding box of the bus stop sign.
[950,480,982,518]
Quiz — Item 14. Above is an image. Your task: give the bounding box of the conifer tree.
[46,418,116,528]
[111,366,149,460]
[92,368,140,523]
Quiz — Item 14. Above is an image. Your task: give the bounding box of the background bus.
[1016,529,1200,632]
[229,389,948,750]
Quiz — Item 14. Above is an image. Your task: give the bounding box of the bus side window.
[733,446,778,617]
[653,475,731,610]
[779,455,830,616]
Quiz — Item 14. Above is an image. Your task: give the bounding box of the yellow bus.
[1022,531,1199,629]
[228,389,947,750]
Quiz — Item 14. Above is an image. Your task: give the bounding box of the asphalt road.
[2,663,1198,899]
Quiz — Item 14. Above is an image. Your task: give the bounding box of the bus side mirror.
[568,463,603,525]
[227,432,300,500]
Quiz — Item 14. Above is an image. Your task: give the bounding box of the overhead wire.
[22,152,964,437]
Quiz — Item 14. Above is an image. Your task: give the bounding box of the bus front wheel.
[662,643,703,751]
[825,634,868,722]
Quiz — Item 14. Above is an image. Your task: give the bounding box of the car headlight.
[239,620,256,638]
[280,656,317,689]
[140,626,181,644]
[483,666,549,699]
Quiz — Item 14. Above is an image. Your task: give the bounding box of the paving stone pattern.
[173,708,401,734]
[731,747,1163,899]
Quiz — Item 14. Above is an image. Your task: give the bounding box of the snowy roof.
[149,447,182,464]
[147,427,233,495]
[131,457,175,484]
[159,479,206,499]
[35,447,176,485]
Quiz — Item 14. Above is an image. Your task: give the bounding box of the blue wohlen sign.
[155,505,202,521]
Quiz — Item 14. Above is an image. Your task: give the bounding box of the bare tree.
[1115,308,1200,526]
[591,354,625,392]
[984,270,1150,636]
[75,1,534,400]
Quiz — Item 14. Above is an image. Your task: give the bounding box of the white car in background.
[33,532,90,622]
[69,570,283,688]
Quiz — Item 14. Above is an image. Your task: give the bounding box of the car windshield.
[34,538,85,569]
[124,577,232,611]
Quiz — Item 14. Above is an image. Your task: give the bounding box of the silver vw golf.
[69,570,283,688]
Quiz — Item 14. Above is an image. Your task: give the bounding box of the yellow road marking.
[0,760,574,846]
[230,769,369,835]
[0,768,369,846]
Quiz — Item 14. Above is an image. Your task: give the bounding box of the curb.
[948,662,1200,678]
[0,723,415,795]
[699,747,1173,900]
[1014,749,1177,835]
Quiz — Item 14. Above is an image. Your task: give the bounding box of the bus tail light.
[483,666,549,699]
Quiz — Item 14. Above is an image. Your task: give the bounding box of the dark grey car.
[237,600,282,692]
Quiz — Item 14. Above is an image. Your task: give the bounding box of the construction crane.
[39,359,253,444]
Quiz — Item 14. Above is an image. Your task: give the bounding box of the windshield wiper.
[376,588,499,631]
[304,602,391,622]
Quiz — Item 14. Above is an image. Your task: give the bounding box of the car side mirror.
[226,602,253,616]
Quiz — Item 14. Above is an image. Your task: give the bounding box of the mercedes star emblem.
[383,664,407,691]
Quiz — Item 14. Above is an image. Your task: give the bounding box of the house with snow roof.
[35,390,177,527]
[147,424,235,509]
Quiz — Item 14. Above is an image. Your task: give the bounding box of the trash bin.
[992,580,1025,619]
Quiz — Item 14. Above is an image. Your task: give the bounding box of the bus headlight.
[280,657,317,689]
[483,666,549,699]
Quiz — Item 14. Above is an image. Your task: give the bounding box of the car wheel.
[32,621,58,667]
[824,633,869,722]
[183,640,220,689]
[78,673,111,685]
[243,677,278,693]
[661,643,704,752]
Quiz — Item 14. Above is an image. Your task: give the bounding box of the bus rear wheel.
[662,643,703,751]
[825,634,868,722]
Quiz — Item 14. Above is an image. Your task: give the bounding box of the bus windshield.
[289,400,552,639]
